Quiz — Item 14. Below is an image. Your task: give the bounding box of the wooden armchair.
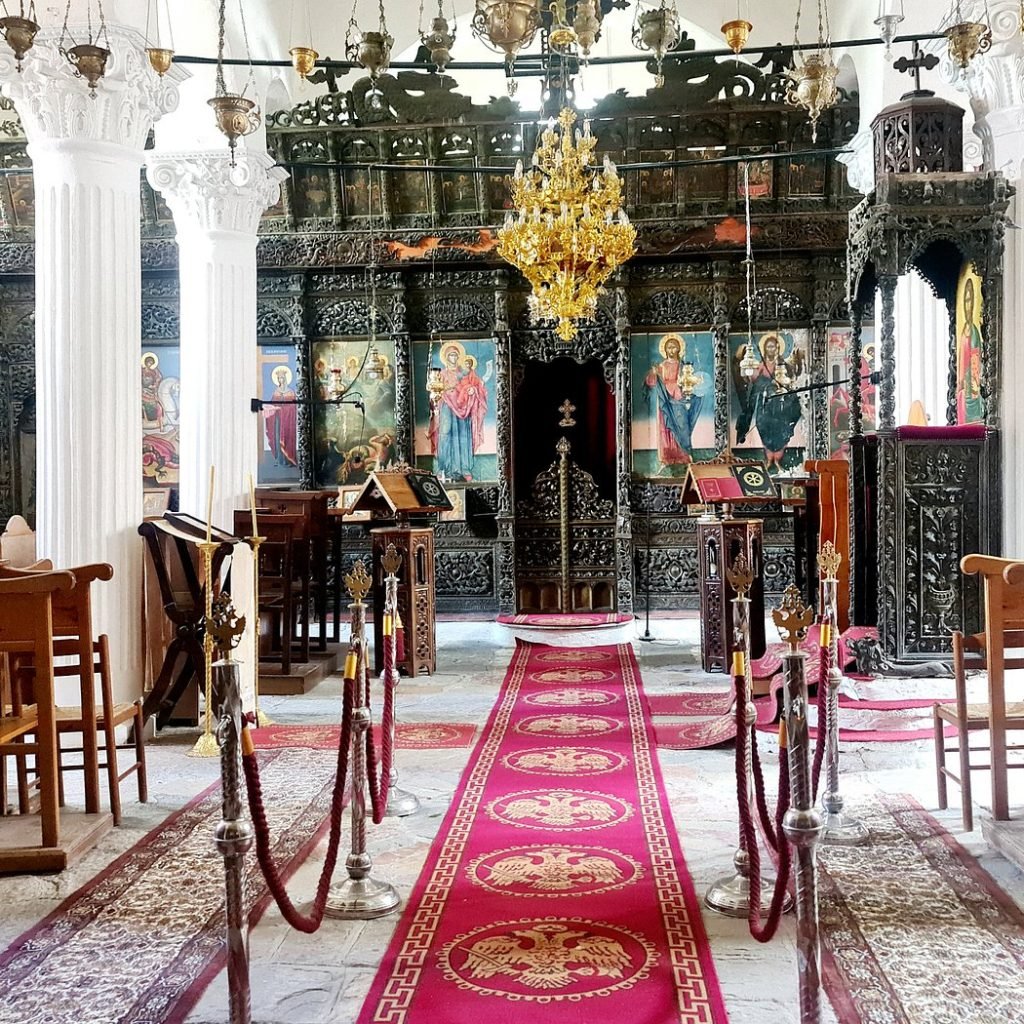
[0,570,73,871]
[934,554,1024,824]
[0,562,147,825]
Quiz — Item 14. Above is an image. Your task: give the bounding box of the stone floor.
[2,616,1023,1024]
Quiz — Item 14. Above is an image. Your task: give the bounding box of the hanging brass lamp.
[946,0,992,71]
[144,0,174,75]
[785,0,839,142]
[0,1,39,72]
[208,0,261,164]
[59,0,110,96]
[631,0,681,87]
[419,0,456,71]
[471,0,541,95]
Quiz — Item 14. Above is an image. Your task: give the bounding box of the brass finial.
[345,559,372,603]
[556,436,572,456]
[208,591,246,656]
[726,552,755,598]
[381,543,402,577]
[772,585,814,648]
[818,540,841,582]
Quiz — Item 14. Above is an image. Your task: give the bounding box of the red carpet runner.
[358,642,728,1024]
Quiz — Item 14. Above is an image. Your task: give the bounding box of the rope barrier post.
[213,656,252,1024]
[381,544,420,818]
[774,586,823,1024]
[818,542,869,847]
[325,560,402,920]
[705,553,790,917]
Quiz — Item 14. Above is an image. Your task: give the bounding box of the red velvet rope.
[241,664,355,933]
[364,605,397,825]
[811,632,832,801]
[734,660,792,943]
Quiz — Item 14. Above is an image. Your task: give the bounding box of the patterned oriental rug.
[0,748,338,1024]
[820,793,1024,1024]
[357,641,728,1024]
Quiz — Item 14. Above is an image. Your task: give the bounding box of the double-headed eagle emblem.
[500,791,619,827]
[459,923,631,990]
[483,848,623,892]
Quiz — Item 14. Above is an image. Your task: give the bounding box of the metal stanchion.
[705,554,791,917]
[325,560,401,920]
[774,586,823,1024]
[210,598,252,1024]
[818,542,869,846]
[381,545,420,818]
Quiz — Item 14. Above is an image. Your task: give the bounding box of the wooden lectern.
[345,471,451,677]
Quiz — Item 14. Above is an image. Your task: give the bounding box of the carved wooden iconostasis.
[0,38,866,614]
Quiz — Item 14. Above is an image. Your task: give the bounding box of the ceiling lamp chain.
[59,0,110,96]
[631,0,681,88]
[289,0,318,79]
[497,107,636,342]
[785,0,839,143]
[471,0,541,96]
[946,0,992,73]
[144,0,174,75]
[208,0,261,165]
[874,0,904,61]
[418,0,456,72]
[0,0,38,72]
[346,0,394,83]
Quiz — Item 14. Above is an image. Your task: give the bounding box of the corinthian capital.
[146,148,288,237]
[0,25,183,151]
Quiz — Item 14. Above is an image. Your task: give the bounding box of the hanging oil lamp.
[145,0,174,75]
[419,0,456,71]
[0,1,39,72]
[471,0,541,96]
[208,0,261,164]
[632,0,681,88]
[59,0,110,97]
[721,0,751,55]
[288,0,318,79]
[573,0,601,62]
[785,0,839,142]
[347,0,394,82]
[679,361,701,404]
[548,0,577,55]
[946,0,992,72]
[874,0,904,61]
[740,340,761,379]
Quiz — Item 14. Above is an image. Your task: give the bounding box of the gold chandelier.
[497,108,636,342]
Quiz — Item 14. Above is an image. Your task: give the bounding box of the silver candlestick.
[325,563,401,920]
[705,554,791,917]
[775,587,823,1024]
[818,543,869,846]
[213,659,253,1024]
[381,544,420,818]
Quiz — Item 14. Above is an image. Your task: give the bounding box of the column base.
[324,875,401,919]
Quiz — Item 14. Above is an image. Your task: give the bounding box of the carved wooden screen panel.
[886,434,993,659]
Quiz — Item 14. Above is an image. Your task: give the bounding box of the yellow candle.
[248,472,258,540]
[206,465,215,544]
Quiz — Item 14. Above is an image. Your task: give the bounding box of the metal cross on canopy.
[893,41,939,93]
[558,399,577,428]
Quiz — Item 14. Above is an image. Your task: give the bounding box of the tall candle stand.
[818,541,868,846]
[381,544,420,817]
[190,539,221,758]
[325,560,401,919]
[705,553,791,916]
[774,586,823,1024]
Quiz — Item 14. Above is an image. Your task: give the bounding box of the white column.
[145,149,286,706]
[0,29,181,702]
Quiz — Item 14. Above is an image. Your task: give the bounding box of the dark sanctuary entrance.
[512,356,618,613]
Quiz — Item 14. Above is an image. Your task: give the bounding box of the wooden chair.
[236,512,304,674]
[942,554,1024,822]
[934,628,1024,831]
[0,562,146,824]
[0,571,73,871]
